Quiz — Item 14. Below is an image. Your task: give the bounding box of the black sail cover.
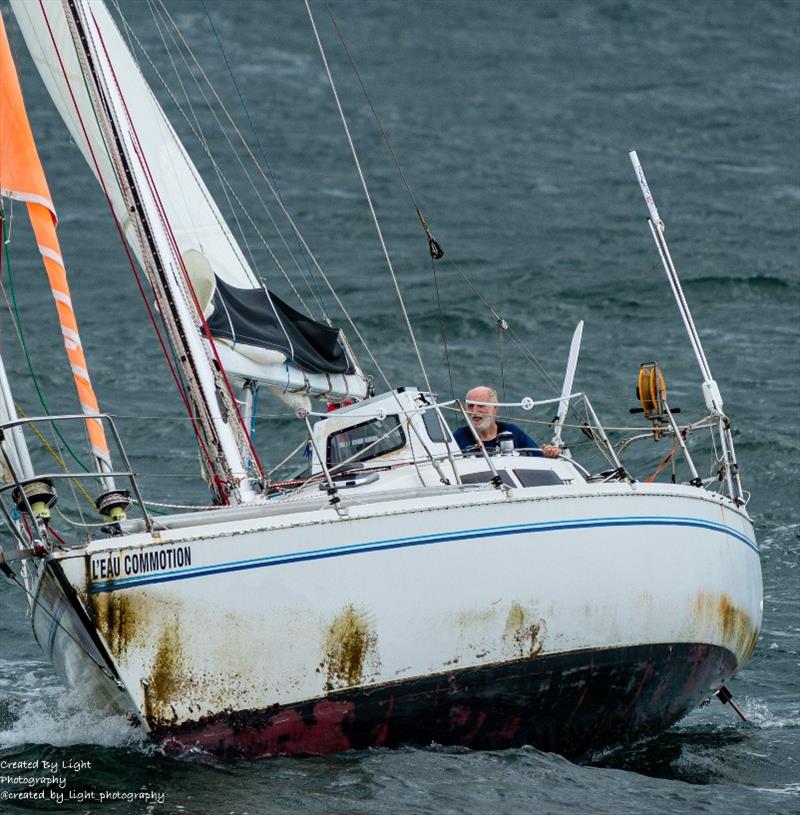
[206,277,353,375]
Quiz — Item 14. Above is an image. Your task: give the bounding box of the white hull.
[32,479,761,757]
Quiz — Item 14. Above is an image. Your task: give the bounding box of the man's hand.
[542,443,561,458]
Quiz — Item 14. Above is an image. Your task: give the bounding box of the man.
[454,386,561,458]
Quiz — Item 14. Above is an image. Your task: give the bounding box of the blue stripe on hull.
[89,514,757,594]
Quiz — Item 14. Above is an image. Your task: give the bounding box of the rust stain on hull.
[143,626,186,726]
[693,591,759,663]
[502,601,546,659]
[87,590,139,660]
[320,605,378,692]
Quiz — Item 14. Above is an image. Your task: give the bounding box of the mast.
[59,0,258,504]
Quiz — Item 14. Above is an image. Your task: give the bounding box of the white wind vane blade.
[552,320,583,451]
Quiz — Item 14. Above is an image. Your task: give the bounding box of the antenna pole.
[629,151,743,503]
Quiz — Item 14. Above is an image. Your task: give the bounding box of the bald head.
[465,386,497,406]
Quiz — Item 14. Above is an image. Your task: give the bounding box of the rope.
[13,403,95,507]
[645,443,677,483]
[84,1,266,492]
[438,402,714,435]
[292,12,572,412]
[132,499,218,510]
[55,506,109,528]
[39,0,223,488]
[119,9,445,486]
[266,438,310,479]
[144,0,260,280]
[141,0,325,318]
[108,2,388,397]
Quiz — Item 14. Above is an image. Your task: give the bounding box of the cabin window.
[513,469,564,487]
[326,415,406,467]
[422,408,450,443]
[459,470,516,487]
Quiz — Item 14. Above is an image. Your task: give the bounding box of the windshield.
[326,415,406,467]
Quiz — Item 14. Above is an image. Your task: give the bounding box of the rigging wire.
[430,254,455,400]
[315,0,577,423]
[140,0,321,317]
[498,321,507,401]
[144,0,261,282]
[199,0,330,320]
[108,0,394,397]
[304,0,433,395]
[39,1,223,488]
[82,0,270,492]
[320,0,443,258]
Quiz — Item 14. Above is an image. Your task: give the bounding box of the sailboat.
[0,0,761,759]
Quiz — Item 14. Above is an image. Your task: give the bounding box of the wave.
[0,687,147,752]
[682,274,795,291]
[740,698,800,730]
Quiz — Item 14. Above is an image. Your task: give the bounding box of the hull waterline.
[155,642,737,759]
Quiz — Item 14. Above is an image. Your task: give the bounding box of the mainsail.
[9,0,367,398]
[10,0,368,504]
[0,11,113,485]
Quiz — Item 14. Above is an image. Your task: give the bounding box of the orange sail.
[0,13,112,473]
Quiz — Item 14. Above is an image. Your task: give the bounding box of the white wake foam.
[742,697,800,729]
[0,686,147,750]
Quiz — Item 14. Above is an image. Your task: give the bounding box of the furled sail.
[0,12,113,480]
[9,0,367,402]
[208,279,352,375]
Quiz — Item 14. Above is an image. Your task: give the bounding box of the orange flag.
[0,13,112,472]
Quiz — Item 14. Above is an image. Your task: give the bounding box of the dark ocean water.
[1,0,798,813]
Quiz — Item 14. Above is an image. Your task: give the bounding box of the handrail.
[0,412,152,532]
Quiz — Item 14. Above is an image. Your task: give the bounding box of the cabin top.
[310,388,452,475]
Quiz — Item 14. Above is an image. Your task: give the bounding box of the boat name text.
[90,546,192,581]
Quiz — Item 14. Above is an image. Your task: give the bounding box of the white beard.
[471,414,494,434]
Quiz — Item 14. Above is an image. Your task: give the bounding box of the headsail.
[9,0,368,402]
[0,12,113,484]
[9,0,372,503]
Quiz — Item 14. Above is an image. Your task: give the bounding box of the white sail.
[11,0,254,296]
[10,0,367,401]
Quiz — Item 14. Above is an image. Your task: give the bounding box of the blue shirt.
[452,421,541,456]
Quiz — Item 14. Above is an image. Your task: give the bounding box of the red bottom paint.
[155,643,737,760]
